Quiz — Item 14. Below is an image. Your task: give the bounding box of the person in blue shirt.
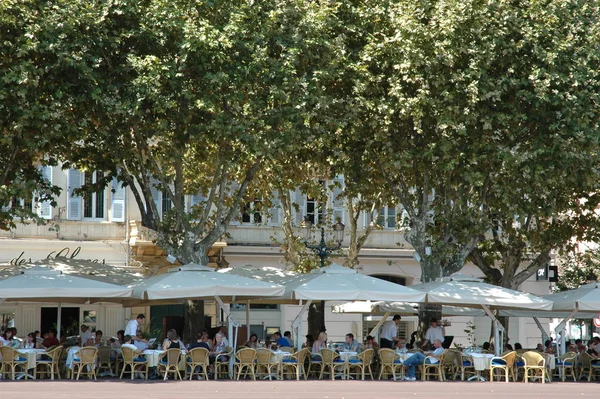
[343,333,361,353]
[271,331,289,348]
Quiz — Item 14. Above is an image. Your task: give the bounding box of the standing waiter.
[380,314,402,349]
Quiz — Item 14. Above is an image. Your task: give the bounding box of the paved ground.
[0,380,598,399]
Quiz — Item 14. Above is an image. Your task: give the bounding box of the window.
[67,169,107,221]
[371,274,406,286]
[376,205,397,229]
[161,189,172,215]
[83,172,105,219]
[82,310,97,332]
[230,303,278,310]
[242,200,263,224]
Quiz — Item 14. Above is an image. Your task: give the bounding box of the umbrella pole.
[481,305,503,356]
[368,312,390,342]
[214,296,240,379]
[57,302,62,340]
[246,300,250,331]
[554,308,578,356]
[291,300,312,350]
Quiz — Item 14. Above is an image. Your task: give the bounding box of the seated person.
[536,343,544,352]
[302,334,314,350]
[209,332,228,364]
[364,335,379,350]
[41,329,60,348]
[403,339,445,381]
[342,333,361,353]
[199,330,212,350]
[189,332,210,350]
[121,335,146,377]
[396,338,407,351]
[283,331,294,348]
[271,331,289,348]
[544,339,556,354]
[94,330,104,346]
[79,325,93,346]
[311,332,328,360]
[244,333,258,349]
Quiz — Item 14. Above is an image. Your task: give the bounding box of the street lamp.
[300,217,345,268]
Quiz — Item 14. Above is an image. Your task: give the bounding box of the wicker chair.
[281,348,309,380]
[0,347,28,380]
[158,348,183,380]
[347,348,375,380]
[96,346,115,377]
[120,346,148,380]
[377,348,402,380]
[278,346,294,353]
[455,351,476,381]
[521,351,546,383]
[234,347,257,380]
[308,351,323,378]
[72,346,98,380]
[577,352,594,381]
[554,352,577,382]
[421,350,447,381]
[256,348,280,380]
[489,351,517,382]
[35,345,63,380]
[214,346,233,380]
[440,350,459,380]
[320,348,346,380]
[186,347,210,380]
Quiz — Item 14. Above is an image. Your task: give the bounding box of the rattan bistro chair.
[186,347,210,380]
[35,346,63,380]
[234,347,257,380]
[214,346,233,380]
[0,347,28,380]
[281,348,309,380]
[320,348,346,380]
[120,346,148,380]
[347,349,375,380]
[490,351,517,382]
[421,350,447,381]
[554,352,577,382]
[158,348,183,380]
[522,351,546,383]
[72,346,98,380]
[377,348,402,380]
[256,348,280,380]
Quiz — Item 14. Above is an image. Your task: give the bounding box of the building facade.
[0,165,553,348]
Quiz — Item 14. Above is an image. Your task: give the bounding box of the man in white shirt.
[380,315,402,349]
[125,314,147,344]
[79,325,93,346]
[403,339,445,380]
[421,318,445,350]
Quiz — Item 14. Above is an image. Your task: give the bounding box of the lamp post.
[300,217,345,268]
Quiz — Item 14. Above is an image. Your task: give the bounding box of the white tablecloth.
[395,351,416,364]
[16,348,46,370]
[470,353,496,371]
[338,351,358,362]
[142,349,187,368]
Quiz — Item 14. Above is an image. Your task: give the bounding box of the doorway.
[41,307,80,338]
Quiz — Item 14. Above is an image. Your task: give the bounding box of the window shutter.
[110,178,126,222]
[67,168,83,221]
[331,175,345,223]
[149,178,162,218]
[268,191,281,226]
[229,182,241,225]
[36,166,53,219]
[293,188,305,225]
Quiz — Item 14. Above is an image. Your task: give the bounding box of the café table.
[469,353,495,381]
[16,348,46,379]
[337,351,357,379]
[270,350,292,380]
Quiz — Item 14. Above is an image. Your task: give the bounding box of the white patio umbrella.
[539,282,600,354]
[130,262,285,375]
[0,265,133,338]
[333,301,486,317]
[410,274,554,355]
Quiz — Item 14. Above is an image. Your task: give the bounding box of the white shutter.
[149,178,162,218]
[331,175,345,223]
[229,182,241,225]
[363,210,372,228]
[36,166,53,219]
[67,168,83,221]
[268,191,281,226]
[293,188,305,225]
[110,178,126,222]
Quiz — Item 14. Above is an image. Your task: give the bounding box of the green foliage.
[556,250,600,292]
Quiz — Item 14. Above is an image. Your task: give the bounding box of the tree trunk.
[307,301,326,342]
[183,300,205,342]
